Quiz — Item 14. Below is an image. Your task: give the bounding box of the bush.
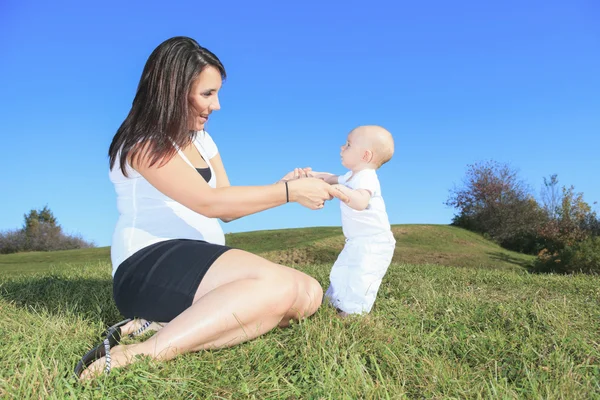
[499,231,544,255]
[448,167,598,258]
[23,224,95,252]
[581,213,600,237]
[0,206,95,254]
[533,236,600,274]
[0,229,27,254]
[535,184,598,261]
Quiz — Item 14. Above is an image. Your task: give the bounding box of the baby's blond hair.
[352,125,394,168]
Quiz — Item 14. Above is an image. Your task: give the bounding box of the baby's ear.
[362,149,374,163]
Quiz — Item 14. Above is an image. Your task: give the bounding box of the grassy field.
[0,225,598,399]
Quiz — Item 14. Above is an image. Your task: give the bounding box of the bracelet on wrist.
[285,181,289,203]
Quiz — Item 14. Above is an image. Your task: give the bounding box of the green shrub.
[0,206,94,254]
[534,236,600,274]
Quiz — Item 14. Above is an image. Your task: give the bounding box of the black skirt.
[113,239,231,322]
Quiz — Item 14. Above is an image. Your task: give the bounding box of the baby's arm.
[310,171,339,185]
[331,184,371,211]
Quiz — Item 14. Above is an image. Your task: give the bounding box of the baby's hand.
[310,171,334,181]
[279,167,312,182]
[311,172,326,180]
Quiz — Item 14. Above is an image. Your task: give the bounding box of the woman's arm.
[209,153,231,188]
[208,152,237,222]
[133,151,346,220]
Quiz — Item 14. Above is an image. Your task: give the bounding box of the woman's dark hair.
[108,36,226,175]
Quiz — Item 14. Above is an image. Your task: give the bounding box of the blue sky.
[1,0,598,247]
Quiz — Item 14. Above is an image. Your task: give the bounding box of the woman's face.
[188,66,223,131]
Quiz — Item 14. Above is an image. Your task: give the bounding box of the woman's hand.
[287,178,349,209]
[279,167,312,183]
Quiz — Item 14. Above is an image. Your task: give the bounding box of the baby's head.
[340,125,394,170]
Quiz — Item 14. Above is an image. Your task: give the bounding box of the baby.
[313,125,396,316]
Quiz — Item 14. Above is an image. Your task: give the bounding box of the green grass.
[0,224,534,276]
[0,246,110,275]
[1,225,598,399]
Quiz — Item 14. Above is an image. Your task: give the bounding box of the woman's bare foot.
[76,320,166,380]
[120,319,165,337]
[79,344,140,380]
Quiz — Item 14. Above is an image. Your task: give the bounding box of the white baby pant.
[325,232,396,314]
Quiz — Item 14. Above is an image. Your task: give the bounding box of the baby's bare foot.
[335,307,351,318]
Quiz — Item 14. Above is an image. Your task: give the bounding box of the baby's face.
[340,130,371,169]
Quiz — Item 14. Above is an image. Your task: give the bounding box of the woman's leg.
[81,249,322,379]
[192,251,322,326]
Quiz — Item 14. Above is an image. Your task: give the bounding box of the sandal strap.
[130,320,153,338]
[91,319,153,376]
[103,337,111,374]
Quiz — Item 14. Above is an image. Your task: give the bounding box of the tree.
[23,206,62,252]
[446,160,546,253]
[534,183,599,273]
[540,174,561,220]
[537,185,596,253]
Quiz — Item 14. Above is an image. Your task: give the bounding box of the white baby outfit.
[325,169,396,314]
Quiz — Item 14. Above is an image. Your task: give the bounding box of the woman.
[76,36,347,379]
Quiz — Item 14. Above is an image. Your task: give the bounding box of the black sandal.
[74,318,153,378]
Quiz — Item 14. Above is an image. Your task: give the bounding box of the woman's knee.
[284,272,323,318]
[266,271,299,316]
[303,275,323,314]
[310,276,323,300]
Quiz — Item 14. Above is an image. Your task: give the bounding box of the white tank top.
[109,130,225,276]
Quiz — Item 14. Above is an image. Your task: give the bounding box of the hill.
[0,224,533,276]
